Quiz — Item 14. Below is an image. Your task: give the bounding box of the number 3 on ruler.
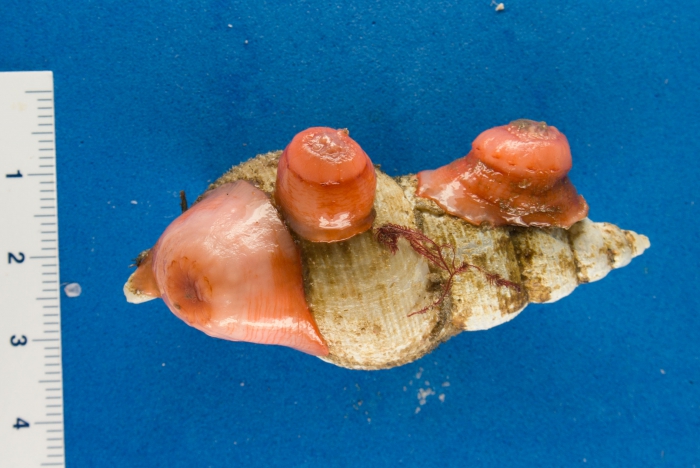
[10,335,27,346]
[13,418,30,430]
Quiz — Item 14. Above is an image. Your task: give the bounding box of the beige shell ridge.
[125,152,650,370]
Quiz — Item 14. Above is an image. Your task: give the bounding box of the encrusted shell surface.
[127,152,650,370]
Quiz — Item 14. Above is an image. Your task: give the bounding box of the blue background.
[2,0,699,466]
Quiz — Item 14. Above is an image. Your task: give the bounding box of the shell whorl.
[127,151,650,370]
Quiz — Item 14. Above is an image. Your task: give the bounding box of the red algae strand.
[375,223,521,316]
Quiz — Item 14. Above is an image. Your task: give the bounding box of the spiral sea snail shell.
[124,124,650,370]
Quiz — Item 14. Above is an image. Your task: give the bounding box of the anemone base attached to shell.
[124,151,650,370]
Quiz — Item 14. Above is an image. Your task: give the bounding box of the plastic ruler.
[0,71,66,467]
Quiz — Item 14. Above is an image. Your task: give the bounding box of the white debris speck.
[415,367,423,379]
[495,3,505,11]
[424,381,430,386]
[442,382,450,387]
[415,407,421,414]
[228,24,233,28]
[244,40,249,44]
[162,363,166,367]
[130,200,138,204]
[64,283,82,298]
[240,382,245,386]
[417,388,436,406]
[439,394,445,402]
[403,386,407,392]
[660,369,666,375]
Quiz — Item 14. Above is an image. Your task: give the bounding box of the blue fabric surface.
[2,0,699,466]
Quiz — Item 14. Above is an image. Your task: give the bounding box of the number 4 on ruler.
[13,418,29,430]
